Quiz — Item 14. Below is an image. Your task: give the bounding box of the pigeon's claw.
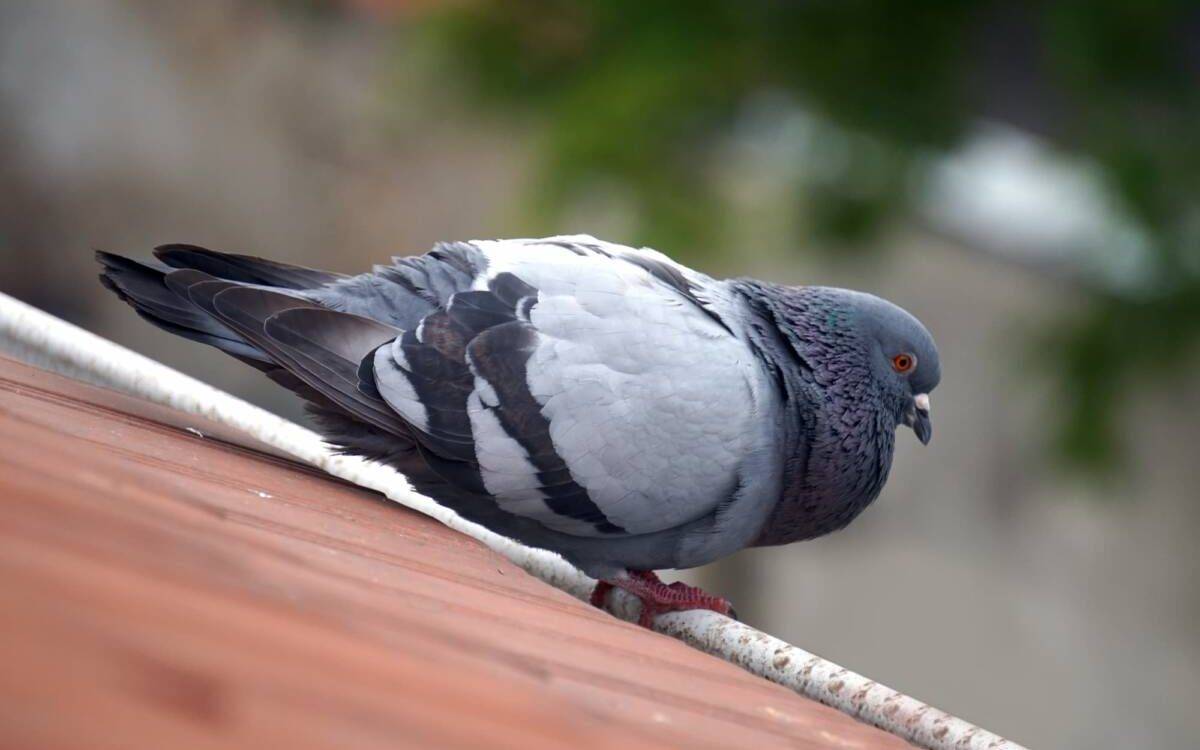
[588,570,736,628]
[589,579,614,608]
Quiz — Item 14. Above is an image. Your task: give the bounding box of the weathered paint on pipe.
[0,291,1026,750]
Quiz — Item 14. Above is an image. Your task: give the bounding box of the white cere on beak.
[914,393,930,413]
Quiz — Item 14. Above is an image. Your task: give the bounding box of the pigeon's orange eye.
[892,353,916,373]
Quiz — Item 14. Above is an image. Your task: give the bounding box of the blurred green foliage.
[388,0,1200,470]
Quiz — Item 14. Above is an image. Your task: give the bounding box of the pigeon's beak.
[909,393,932,445]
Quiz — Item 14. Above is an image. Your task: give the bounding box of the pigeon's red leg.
[589,579,614,608]
[601,570,735,628]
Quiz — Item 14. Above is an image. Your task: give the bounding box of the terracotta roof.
[0,356,908,749]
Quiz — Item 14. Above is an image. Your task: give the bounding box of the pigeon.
[97,235,939,626]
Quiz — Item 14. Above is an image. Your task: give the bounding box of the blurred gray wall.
[1,3,1197,748]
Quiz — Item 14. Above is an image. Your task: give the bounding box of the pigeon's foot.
[589,579,615,608]
[589,570,736,628]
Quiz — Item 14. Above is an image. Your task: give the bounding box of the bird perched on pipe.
[97,236,939,626]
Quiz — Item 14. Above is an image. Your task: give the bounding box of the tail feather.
[155,243,346,290]
[96,247,412,439]
[97,251,270,364]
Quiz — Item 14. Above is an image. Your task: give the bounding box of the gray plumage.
[97,235,940,580]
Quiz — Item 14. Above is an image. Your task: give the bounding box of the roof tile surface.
[0,356,908,749]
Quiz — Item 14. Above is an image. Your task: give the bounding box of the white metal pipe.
[0,291,1026,750]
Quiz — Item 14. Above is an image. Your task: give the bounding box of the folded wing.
[373,237,771,537]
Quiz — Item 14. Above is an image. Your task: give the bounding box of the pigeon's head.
[848,292,940,445]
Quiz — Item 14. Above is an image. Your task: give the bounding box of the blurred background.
[1,2,1197,746]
